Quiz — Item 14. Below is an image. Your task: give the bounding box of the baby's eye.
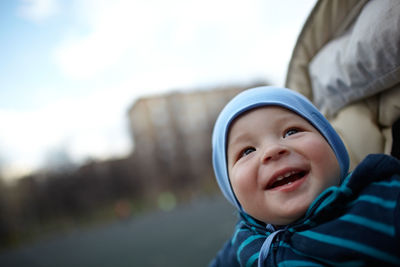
[284,128,300,138]
[240,147,256,158]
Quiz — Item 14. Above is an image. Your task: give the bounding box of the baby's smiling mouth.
[266,170,308,190]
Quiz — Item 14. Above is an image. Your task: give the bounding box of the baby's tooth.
[276,175,284,181]
[284,172,291,178]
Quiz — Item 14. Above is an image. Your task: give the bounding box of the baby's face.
[227,106,340,225]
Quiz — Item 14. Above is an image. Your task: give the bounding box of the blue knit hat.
[212,86,349,210]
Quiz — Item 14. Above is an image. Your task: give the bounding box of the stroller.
[285,0,400,169]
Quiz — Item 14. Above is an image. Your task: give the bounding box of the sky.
[0,0,316,182]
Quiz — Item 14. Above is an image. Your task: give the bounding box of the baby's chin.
[253,210,307,226]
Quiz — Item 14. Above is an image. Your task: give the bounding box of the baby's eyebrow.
[228,132,251,148]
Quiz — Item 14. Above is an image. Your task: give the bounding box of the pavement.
[0,195,237,267]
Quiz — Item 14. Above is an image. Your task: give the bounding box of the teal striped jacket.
[210,154,400,266]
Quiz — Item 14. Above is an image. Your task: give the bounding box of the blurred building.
[0,84,269,247]
[127,84,265,195]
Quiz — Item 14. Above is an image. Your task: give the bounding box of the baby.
[210,86,400,266]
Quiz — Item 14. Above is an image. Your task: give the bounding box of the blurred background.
[0,0,316,266]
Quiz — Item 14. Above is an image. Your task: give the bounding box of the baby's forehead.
[228,105,311,132]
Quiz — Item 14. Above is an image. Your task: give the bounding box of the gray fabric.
[309,0,400,117]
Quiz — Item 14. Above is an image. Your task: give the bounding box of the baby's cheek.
[304,135,332,157]
[306,136,341,184]
[230,169,254,199]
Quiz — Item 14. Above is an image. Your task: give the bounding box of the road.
[0,195,237,267]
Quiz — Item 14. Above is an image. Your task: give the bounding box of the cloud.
[52,0,317,86]
[0,83,134,180]
[52,0,271,81]
[53,30,129,79]
[53,0,158,79]
[17,0,59,22]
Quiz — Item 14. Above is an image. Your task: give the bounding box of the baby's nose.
[261,144,288,162]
